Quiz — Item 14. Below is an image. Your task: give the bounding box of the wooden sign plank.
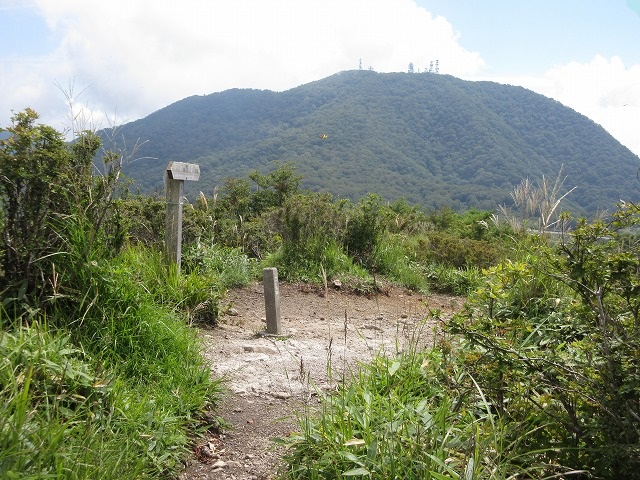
[166,161,200,181]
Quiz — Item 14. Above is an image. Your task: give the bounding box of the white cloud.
[2,1,638,161]
[0,0,484,130]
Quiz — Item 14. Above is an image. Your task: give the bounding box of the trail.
[179,282,461,479]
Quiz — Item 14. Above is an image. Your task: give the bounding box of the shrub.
[342,194,388,269]
[372,233,430,292]
[183,242,259,290]
[419,232,501,269]
[0,110,124,311]
[115,194,165,246]
[447,203,640,478]
[425,263,483,295]
[271,192,351,281]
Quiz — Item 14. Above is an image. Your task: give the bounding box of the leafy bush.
[372,233,430,292]
[342,194,388,268]
[419,232,501,269]
[115,194,165,246]
[0,110,123,308]
[270,192,353,282]
[447,203,640,478]
[425,263,483,295]
[183,242,259,290]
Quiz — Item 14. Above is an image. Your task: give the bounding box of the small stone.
[244,345,278,355]
[246,418,254,424]
[212,460,227,468]
[272,391,291,400]
[228,307,240,316]
[400,313,408,319]
[332,279,342,289]
[201,446,214,458]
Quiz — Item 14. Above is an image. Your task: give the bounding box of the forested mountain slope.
[112,70,639,213]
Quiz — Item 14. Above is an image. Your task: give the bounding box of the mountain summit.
[114,71,639,213]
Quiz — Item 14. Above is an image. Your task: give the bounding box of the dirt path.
[179,282,462,479]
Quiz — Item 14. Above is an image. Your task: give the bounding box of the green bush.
[270,192,354,282]
[419,232,501,269]
[0,110,123,308]
[342,194,388,268]
[372,233,430,292]
[183,243,259,289]
[425,263,483,295]
[115,194,165,246]
[447,203,640,478]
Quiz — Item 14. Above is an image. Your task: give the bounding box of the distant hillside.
[111,71,639,214]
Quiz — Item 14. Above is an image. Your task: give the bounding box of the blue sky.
[418,0,640,74]
[1,0,639,158]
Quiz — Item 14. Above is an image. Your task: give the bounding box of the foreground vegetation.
[1,109,638,478]
[280,201,640,479]
[0,110,229,478]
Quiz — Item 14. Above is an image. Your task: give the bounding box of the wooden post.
[164,162,200,271]
[263,267,282,335]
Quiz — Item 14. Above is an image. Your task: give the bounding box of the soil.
[178,281,463,480]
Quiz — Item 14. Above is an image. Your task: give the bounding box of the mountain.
[110,70,639,214]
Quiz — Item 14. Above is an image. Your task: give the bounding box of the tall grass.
[183,242,259,290]
[425,263,483,295]
[5,221,228,478]
[372,233,431,293]
[278,343,549,479]
[0,322,149,478]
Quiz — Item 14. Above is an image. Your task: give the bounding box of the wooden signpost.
[165,161,200,271]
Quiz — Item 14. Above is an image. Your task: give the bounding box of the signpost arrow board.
[166,161,200,181]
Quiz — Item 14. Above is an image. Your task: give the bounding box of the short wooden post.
[263,267,282,335]
[164,161,200,271]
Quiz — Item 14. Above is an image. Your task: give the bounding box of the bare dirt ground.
[179,281,463,480]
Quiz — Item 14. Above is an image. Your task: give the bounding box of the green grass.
[0,241,227,478]
[183,243,260,290]
[425,263,482,295]
[0,322,149,478]
[264,239,367,285]
[278,343,539,479]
